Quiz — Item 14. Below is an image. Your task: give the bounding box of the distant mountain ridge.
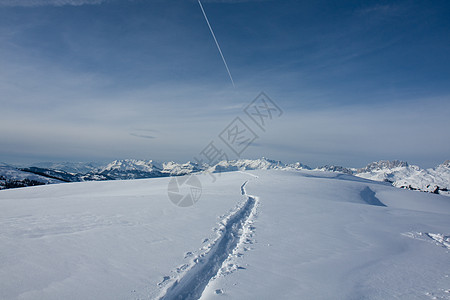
[1,159,449,196]
[0,163,63,190]
[354,160,450,195]
[316,160,450,196]
[30,162,102,174]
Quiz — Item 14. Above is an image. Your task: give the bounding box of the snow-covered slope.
[1,170,449,299]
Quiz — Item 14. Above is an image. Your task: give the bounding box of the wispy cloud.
[356,4,401,16]
[129,129,158,140]
[0,0,107,7]
[129,133,156,139]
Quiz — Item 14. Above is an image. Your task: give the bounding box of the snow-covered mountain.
[355,160,450,196]
[286,161,312,170]
[91,159,164,180]
[30,161,102,174]
[0,163,62,189]
[85,159,203,180]
[315,165,354,174]
[206,157,309,173]
[161,161,203,176]
[2,158,449,197]
[312,160,450,196]
[20,167,84,182]
[83,158,310,181]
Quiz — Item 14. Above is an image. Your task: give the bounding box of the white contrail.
[198,0,235,87]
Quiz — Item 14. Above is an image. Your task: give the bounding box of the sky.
[1,0,449,168]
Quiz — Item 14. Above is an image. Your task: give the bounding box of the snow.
[199,171,450,300]
[314,160,450,197]
[100,159,163,173]
[3,158,449,198]
[0,164,61,187]
[162,161,202,176]
[1,170,449,299]
[29,162,103,174]
[356,160,450,195]
[0,173,251,300]
[207,158,310,174]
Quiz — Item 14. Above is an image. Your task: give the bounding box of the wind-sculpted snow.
[359,186,386,207]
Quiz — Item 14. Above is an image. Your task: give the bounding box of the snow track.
[159,181,257,300]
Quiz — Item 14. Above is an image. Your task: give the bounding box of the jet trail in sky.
[198,0,235,87]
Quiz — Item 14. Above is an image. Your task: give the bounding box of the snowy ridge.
[29,162,102,174]
[1,158,449,196]
[87,159,202,180]
[315,165,354,174]
[358,160,409,172]
[0,164,58,183]
[99,159,163,172]
[313,160,450,196]
[355,160,450,195]
[0,163,62,189]
[162,161,203,176]
[208,157,311,173]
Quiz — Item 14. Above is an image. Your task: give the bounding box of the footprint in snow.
[158,276,171,287]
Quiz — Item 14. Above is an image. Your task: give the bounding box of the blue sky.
[1,0,449,168]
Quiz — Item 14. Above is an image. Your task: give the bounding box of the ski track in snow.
[158,180,258,300]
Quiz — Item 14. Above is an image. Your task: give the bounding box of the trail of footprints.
[157,181,259,300]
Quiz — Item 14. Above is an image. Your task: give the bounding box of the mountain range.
[1,158,449,196]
